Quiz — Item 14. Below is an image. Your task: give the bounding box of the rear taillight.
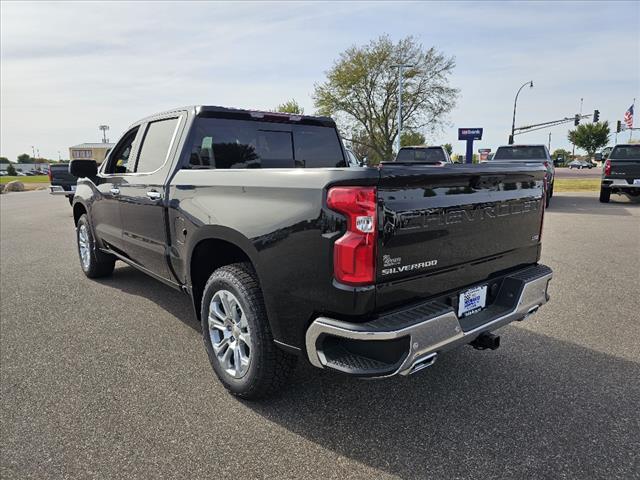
[543,161,549,169]
[327,186,377,285]
[604,159,611,176]
[539,177,547,241]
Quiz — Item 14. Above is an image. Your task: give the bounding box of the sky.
[1,1,639,161]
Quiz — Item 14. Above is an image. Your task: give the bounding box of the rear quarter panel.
[167,168,380,348]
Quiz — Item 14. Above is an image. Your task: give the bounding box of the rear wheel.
[201,263,297,399]
[76,214,115,278]
[599,187,610,203]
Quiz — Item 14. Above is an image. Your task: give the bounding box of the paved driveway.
[1,190,639,479]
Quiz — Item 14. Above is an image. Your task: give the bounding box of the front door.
[91,126,141,253]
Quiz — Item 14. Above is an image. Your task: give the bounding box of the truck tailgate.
[375,163,545,310]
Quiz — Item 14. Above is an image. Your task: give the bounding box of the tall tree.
[0,157,9,164]
[275,99,304,114]
[314,35,458,163]
[400,130,425,147]
[442,143,453,156]
[568,122,610,157]
[17,153,33,163]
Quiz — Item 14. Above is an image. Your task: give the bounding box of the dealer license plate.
[458,285,487,318]
[633,179,640,185]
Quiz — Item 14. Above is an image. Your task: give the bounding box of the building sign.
[458,128,483,140]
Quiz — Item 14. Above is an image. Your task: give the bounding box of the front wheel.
[201,263,297,399]
[76,214,115,278]
[599,187,610,203]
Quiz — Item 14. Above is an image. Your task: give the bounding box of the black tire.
[76,214,116,278]
[201,262,297,399]
[549,182,554,199]
[545,190,551,208]
[599,187,610,203]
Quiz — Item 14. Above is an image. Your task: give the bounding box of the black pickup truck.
[600,144,640,202]
[69,106,553,399]
[48,163,76,204]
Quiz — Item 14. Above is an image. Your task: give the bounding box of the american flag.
[623,104,634,129]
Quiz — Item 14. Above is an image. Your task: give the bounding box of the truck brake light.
[327,186,377,285]
[604,159,611,176]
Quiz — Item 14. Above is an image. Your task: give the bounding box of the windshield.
[396,148,446,163]
[609,145,640,160]
[493,146,547,160]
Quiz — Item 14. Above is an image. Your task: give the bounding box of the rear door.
[375,163,545,309]
[117,114,184,280]
[92,126,142,252]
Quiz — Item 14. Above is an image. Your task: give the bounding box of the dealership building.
[69,143,114,164]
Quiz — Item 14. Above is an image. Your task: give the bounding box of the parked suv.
[69,106,552,398]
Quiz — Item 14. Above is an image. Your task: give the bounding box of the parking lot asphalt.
[1,190,639,479]
[554,167,602,179]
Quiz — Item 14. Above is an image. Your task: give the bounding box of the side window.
[105,127,139,174]
[135,117,180,173]
[293,125,346,167]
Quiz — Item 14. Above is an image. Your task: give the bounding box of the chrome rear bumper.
[306,264,552,377]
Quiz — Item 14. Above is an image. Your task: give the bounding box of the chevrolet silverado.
[69,106,553,399]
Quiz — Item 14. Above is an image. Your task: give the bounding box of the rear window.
[396,148,446,163]
[184,118,345,169]
[609,145,640,160]
[493,146,547,160]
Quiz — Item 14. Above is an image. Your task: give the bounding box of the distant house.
[69,143,114,164]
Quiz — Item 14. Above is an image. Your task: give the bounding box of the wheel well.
[73,203,87,225]
[190,239,252,320]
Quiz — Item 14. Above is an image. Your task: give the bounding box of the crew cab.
[48,163,76,204]
[69,106,552,399]
[600,144,640,202]
[490,144,555,206]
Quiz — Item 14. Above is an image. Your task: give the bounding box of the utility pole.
[99,125,110,144]
[548,132,551,151]
[572,98,583,158]
[31,146,35,158]
[630,98,636,142]
[391,64,414,154]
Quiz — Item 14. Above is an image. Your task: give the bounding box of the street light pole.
[391,64,415,154]
[510,80,534,144]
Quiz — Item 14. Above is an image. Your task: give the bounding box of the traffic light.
[508,134,514,145]
[593,110,600,122]
[574,114,580,126]
[617,120,622,133]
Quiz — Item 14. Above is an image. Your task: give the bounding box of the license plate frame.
[458,285,488,318]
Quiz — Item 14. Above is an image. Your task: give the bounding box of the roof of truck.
[132,105,336,128]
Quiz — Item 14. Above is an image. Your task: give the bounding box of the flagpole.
[631,98,636,142]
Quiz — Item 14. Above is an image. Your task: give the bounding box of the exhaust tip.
[408,353,438,375]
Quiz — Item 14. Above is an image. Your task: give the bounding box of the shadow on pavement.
[95,264,200,333]
[548,193,639,216]
[248,328,639,479]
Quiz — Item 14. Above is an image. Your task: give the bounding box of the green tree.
[0,157,9,164]
[568,122,610,157]
[17,153,33,163]
[275,99,304,114]
[400,130,425,147]
[443,143,453,156]
[6,163,17,176]
[314,35,458,163]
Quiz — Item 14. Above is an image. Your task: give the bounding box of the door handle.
[146,190,161,200]
[110,188,120,195]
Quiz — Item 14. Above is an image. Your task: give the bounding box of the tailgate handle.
[146,190,161,200]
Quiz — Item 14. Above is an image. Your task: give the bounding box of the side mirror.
[69,159,98,178]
